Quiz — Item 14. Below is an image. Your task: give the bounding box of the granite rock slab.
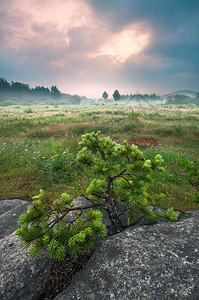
[55,211,199,300]
[0,199,30,239]
[0,199,52,300]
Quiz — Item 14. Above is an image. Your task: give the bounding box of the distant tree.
[10,81,30,99]
[166,94,192,105]
[11,81,30,92]
[195,93,199,106]
[0,78,10,91]
[148,93,161,100]
[32,86,50,96]
[51,85,61,99]
[113,90,120,101]
[70,95,81,104]
[102,91,108,100]
[0,78,11,100]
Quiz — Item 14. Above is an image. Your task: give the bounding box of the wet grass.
[0,103,198,211]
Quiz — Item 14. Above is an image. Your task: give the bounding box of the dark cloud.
[86,0,199,93]
[88,0,199,58]
[87,0,199,27]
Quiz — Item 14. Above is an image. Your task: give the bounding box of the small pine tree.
[16,131,172,260]
[76,131,165,231]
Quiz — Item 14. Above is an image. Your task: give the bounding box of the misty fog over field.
[0,0,199,99]
[0,77,199,107]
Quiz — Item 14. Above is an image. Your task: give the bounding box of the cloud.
[91,23,151,63]
[87,0,199,62]
[0,0,199,97]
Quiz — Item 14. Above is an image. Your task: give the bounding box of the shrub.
[24,108,33,114]
[128,109,140,120]
[16,131,175,261]
[123,122,137,131]
[41,143,74,183]
[178,156,199,203]
[173,124,185,136]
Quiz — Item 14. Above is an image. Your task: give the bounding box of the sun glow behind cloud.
[98,24,151,62]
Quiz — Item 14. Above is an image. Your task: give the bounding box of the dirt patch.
[129,136,158,147]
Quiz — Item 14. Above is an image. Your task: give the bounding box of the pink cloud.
[1,0,152,63]
[0,0,158,97]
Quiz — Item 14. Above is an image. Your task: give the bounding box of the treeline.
[0,77,61,99]
[125,92,161,101]
[102,89,161,102]
[1,77,198,106]
[0,78,81,106]
[110,89,199,105]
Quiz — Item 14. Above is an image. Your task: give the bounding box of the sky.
[0,0,199,98]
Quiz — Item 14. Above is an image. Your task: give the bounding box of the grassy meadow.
[0,103,198,212]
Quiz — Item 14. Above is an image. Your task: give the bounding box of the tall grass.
[143,148,199,211]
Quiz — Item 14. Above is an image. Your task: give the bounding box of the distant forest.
[0,77,82,106]
[0,77,198,106]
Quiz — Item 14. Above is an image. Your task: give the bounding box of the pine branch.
[48,204,97,228]
[120,176,131,185]
[111,169,127,180]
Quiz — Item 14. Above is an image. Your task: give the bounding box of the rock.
[0,199,52,300]
[1,199,199,299]
[0,199,30,239]
[55,211,199,300]
[74,196,112,227]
